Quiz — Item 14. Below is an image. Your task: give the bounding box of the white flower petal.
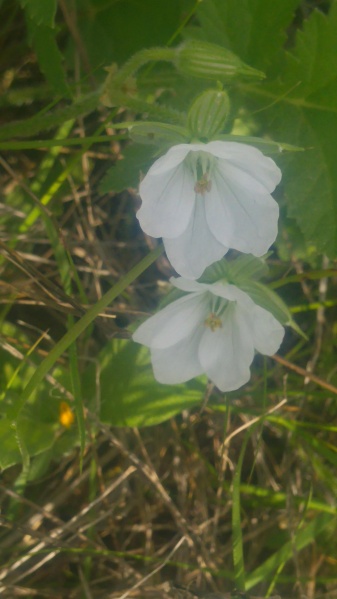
[170,277,206,293]
[163,196,228,279]
[206,141,282,190]
[206,164,279,256]
[205,281,254,308]
[150,327,204,384]
[198,305,254,391]
[250,305,285,355]
[147,144,193,175]
[137,161,196,238]
[132,293,207,350]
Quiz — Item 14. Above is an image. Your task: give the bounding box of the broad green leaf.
[254,4,337,256]
[20,0,57,27]
[72,0,188,73]
[0,417,55,470]
[99,144,156,193]
[195,0,301,72]
[84,340,203,427]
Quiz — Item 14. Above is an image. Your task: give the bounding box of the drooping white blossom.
[132,277,285,392]
[137,141,281,279]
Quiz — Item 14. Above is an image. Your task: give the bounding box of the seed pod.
[175,40,265,82]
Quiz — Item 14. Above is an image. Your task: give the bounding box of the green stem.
[107,90,185,125]
[113,47,176,85]
[232,432,250,591]
[18,246,164,411]
[270,268,337,289]
[0,90,101,141]
[0,134,128,151]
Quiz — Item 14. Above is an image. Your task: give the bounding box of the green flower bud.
[187,89,230,140]
[175,40,265,82]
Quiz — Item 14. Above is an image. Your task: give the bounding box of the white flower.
[132,278,285,392]
[137,141,282,279]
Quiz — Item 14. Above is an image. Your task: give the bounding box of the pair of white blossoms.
[133,141,285,392]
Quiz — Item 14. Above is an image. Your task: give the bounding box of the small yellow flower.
[59,402,75,428]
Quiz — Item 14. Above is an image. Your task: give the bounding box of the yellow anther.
[194,174,212,195]
[204,312,222,332]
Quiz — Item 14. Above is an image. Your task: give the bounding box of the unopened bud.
[188,89,230,140]
[175,40,265,82]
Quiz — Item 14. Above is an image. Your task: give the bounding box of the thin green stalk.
[0,91,101,141]
[232,431,250,591]
[18,246,163,411]
[270,268,337,289]
[0,134,128,151]
[111,47,175,86]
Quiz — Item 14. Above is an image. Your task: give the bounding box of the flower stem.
[18,245,164,412]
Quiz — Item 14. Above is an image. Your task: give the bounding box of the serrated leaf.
[257,4,337,257]
[20,0,57,27]
[195,0,301,72]
[26,19,70,98]
[99,144,156,193]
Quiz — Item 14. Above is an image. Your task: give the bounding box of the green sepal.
[128,121,189,146]
[238,280,306,339]
[187,89,230,140]
[217,134,304,155]
[201,254,269,285]
[175,40,265,82]
[200,255,305,338]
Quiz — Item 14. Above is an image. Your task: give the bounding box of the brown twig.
[272,354,337,395]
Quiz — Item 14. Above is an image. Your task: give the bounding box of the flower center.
[204,312,223,332]
[194,173,212,195]
[185,150,215,196]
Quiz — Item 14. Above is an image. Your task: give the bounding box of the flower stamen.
[194,173,212,195]
[204,312,222,332]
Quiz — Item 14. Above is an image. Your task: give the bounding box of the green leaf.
[99,144,156,193]
[195,0,301,72]
[73,0,187,74]
[20,0,57,27]
[0,417,55,471]
[245,512,335,590]
[84,340,203,427]
[255,4,337,256]
[27,20,71,98]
